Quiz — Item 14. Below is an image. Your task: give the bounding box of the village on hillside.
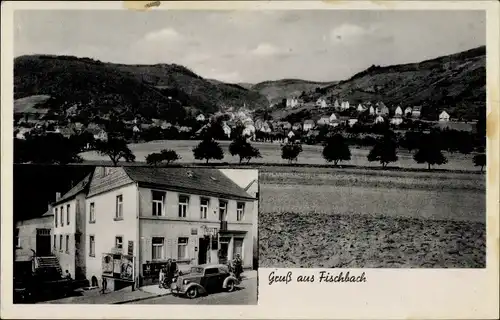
[14,92,476,145]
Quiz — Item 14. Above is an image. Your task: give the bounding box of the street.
[128,277,257,305]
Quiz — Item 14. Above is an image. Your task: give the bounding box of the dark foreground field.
[259,212,485,268]
[259,167,486,268]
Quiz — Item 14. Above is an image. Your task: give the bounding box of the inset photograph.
[14,165,258,305]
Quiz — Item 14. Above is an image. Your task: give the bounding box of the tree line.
[14,121,486,172]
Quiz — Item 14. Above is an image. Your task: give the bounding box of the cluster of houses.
[13,93,459,145]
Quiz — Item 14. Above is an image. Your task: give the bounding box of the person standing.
[158,265,165,289]
[101,276,107,294]
[64,270,72,280]
[233,254,243,280]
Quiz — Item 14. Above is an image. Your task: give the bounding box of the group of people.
[158,259,179,289]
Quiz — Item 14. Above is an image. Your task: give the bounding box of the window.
[204,268,219,275]
[60,206,64,225]
[55,208,58,227]
[104,167,113,176]
[59,235,63,252]
[65,235,69,253]
[89,235,95,257]
[15,228,20,248]
[237,202,245,221]
[66,204,70,225]
[115,195,123,219]
[89,202,95,223]
[152,191,165,216]
[178,195,189,218]
[219,200,227,221]
[115,236,123,250]
[152,237,164,260]
[177,237,188,260]
[53,235,56,250]
[200,198,209,219]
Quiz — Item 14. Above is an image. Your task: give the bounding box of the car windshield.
[190,267,204,274]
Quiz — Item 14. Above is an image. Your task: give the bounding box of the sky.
[14,10,485,83]
[14,165,94,222]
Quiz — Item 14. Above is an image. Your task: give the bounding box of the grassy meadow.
[79,140,481,171]
[258,166,486,268]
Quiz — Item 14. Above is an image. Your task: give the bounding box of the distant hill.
[250,79,338,104]
[14,55,269,119]
[314,46,486,120]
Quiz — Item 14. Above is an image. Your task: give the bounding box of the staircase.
[34,256,63,280]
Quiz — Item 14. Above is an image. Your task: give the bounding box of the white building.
[340,101,350,111]
[356,104,365,113]
[404,107,413,117]
[84,167,257,289]
[222,122,232,138]
[390,115,403,126]
[348,118,359,127]
[375,115,385,124]
[316,98,327,108]
[303,120,315,132]
[196,114,206,122]
[286,98,299,109]
[333,99,340,109]
[369,106,375,115]
[439,111,450,122]
[394,106,403,116]
[51,175,92,280]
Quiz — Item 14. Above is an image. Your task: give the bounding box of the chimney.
[47,202,52,211]
[56,192,61,201]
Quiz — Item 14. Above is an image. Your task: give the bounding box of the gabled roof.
[123,167,255,201]
[52,173,93,206]
[42,208,54,217]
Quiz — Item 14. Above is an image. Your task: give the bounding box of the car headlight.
[183,279,190,285]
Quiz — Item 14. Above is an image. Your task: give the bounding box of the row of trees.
[317,131,486,171]
[14,122,486,172]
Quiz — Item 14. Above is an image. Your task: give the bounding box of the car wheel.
[186,287,198,299]
[226,280,235,292]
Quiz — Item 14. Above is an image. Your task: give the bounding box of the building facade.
[52,175,92,280]
[84,167,257,289]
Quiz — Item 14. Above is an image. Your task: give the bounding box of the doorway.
[36,229,52,256]
[218,237,230,264]
[233,238,243,260]
[198,237,210,265]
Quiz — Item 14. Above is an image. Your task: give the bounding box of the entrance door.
[198,237,209,265]
[233,238,243,260]
[36,229,52,256]
[218,238,230,264]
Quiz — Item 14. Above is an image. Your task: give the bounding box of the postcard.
[1,1,499,319]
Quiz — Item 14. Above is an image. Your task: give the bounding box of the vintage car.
[170,264,239,298]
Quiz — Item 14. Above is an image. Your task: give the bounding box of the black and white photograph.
[13,165,258,304]
[2,1,499,319]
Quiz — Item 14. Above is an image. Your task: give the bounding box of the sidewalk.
[42,287,158,304]
[43,270,259,304]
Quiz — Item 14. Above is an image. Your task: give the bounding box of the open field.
[79,140,481,171]
[259,167,486,268]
